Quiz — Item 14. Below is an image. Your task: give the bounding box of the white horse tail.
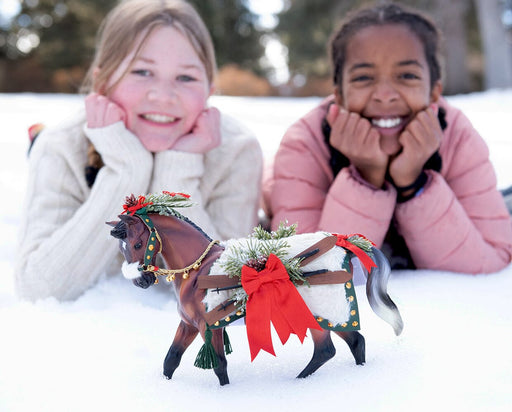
[364,247,404,336]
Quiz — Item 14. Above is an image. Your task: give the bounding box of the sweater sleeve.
[150,150,220,237]
[270,115,395,245]
[150,114,262,240]
[395,114,512,273]
[15,121,153,301]
[202,118,263,239]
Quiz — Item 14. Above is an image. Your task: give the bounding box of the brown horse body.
[109,210,403,386]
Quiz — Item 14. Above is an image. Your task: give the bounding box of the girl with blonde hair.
[17,0,262,301]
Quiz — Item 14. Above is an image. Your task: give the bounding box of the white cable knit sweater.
[15,108,262,301]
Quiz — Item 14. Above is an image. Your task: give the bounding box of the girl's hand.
[85,93,126,128]
[389,104,442,187]
[171,107,221,153]
[327,104,388,188]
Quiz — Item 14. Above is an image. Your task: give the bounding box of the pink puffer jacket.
[264,96,512,274]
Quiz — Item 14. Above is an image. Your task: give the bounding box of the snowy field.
[1,91,511,411]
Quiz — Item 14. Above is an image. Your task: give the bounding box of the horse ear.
[106,220,119,227]
[119,214,140,226]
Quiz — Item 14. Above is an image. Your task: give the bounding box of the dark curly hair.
[330,2,443,92]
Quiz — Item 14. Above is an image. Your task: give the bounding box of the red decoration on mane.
[163,191,190,198]
[122,195,153,216]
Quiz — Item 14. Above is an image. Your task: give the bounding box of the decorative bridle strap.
[143,239,219,283]
[137,213,163,267]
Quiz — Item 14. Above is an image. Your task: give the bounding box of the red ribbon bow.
[333,233,377,272]
[241,254,322,361]
[122,196,152,216]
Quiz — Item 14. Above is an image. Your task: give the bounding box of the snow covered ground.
[1,91,511,411]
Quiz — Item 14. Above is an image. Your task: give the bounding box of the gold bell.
[182,271,189,280]
[192,262,201,270]
[166,274,175,282]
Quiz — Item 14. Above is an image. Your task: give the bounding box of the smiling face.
[335,24,442,156]
[106,25,213,152]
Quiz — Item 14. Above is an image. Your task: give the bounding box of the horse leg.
[334,331,365,365]
[211,328,229,386]
[297,328,336,379]
[163,320,199,379]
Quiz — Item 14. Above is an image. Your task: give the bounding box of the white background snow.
[1,91,511,412]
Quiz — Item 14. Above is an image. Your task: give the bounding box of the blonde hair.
[81,0,216,94]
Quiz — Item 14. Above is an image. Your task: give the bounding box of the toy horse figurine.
[108,191,403,386]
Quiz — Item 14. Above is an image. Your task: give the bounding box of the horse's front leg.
[297,328,336,379]
[211,328,229,386]
[163,320,199,379]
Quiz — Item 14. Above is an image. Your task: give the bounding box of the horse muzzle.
[121,261,156,288]
[133,272,156,289]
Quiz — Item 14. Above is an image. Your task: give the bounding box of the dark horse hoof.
[219,377,230,386]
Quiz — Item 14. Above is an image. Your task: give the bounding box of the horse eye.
[134,241,143,250]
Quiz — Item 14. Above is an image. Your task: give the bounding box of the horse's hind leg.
[334,331,365,365]
[211,328,229,386]
[297,329,335,379]
[163,320,199,379]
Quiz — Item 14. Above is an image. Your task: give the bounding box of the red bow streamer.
[162,191,191,198]
[241,254,322,361]
[333,234,377,272]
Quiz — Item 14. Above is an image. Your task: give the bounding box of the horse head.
[107,214,157,289]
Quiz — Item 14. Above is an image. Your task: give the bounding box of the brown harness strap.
[294,235,338,266]
[203,301,238,326]
[295,270,353,286]
[203,269,353,326]
[197,235,339,290]
[197,274,239,289]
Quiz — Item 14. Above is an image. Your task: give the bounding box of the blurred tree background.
[0,0,511,95]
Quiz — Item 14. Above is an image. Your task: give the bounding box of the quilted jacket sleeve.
[394,106,512,273]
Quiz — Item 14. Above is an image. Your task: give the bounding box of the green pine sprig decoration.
[345,235,375,256]
[251,221,298,240]
[143,192,194,218]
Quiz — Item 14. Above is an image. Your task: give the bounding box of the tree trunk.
[474,0,512,89]
[432,0,471,94]
[0,59,6,91]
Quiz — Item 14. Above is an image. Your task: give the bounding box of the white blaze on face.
[122,261,142,280]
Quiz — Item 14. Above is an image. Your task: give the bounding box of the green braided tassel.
[194,326,219,369]
[223,328,232,355]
